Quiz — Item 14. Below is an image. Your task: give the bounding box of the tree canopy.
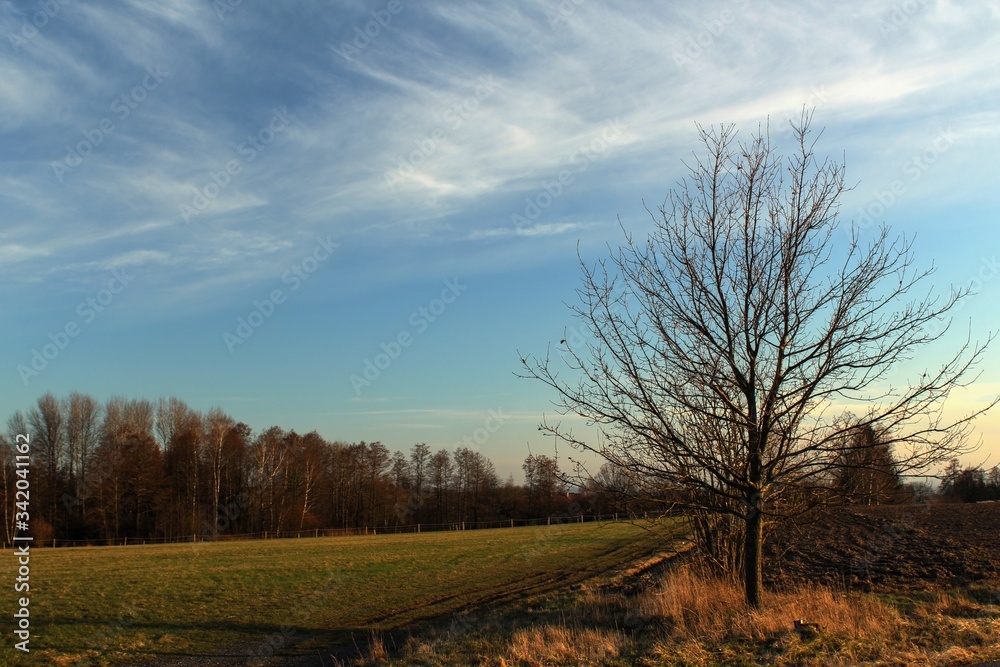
[521,111,996,606]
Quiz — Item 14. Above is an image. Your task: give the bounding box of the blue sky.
[2,0,999,478]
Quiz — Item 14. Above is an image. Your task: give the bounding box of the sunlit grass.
[0,519,680,666]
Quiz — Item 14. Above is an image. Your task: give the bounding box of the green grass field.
[0,520,680,666]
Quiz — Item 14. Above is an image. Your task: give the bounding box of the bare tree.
[155,397,190,451]
[465,449,498,525]
[162,408,204,535]
[27,393,65,530]
[429,449,453,524]
[520,112,995,607]
[832,422,901,505]
[63,392,102,521]
[522,453,562,517]
[94,397,155,540]
[296,431,326,531]
[1,412,29,544]
[586,462,641,516]
[250,426,287,532]
[360,442,391,526]
[204,407,236,531]
[408,443,431,523]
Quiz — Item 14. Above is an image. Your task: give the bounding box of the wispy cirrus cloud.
[3,1,999,312]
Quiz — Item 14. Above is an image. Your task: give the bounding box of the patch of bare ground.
[765,502,1000,591]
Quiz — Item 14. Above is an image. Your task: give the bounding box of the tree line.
[0,392,608,546]
[2,390,983,549]
[939,458,1000,503]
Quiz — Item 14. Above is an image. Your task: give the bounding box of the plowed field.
[766,502,1000,591]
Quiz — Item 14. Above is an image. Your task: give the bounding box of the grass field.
[0,519,682,666]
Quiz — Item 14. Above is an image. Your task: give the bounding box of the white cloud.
[467,222,587,241]
[3,0,999,301]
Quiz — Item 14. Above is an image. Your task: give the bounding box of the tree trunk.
[744,500,764,609]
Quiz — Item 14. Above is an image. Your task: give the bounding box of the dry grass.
[486,570,998,667]
[494,626,622,666]
[641,565,900,642]
[345,631,389,666]
[480,566,900,666]
[354,568,1000,667]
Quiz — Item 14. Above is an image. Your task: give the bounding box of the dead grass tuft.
[495,625,622,666]
[348,630,389,666]
[639,565,900,642]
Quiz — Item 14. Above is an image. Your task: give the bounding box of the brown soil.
[765,501,1000,592]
